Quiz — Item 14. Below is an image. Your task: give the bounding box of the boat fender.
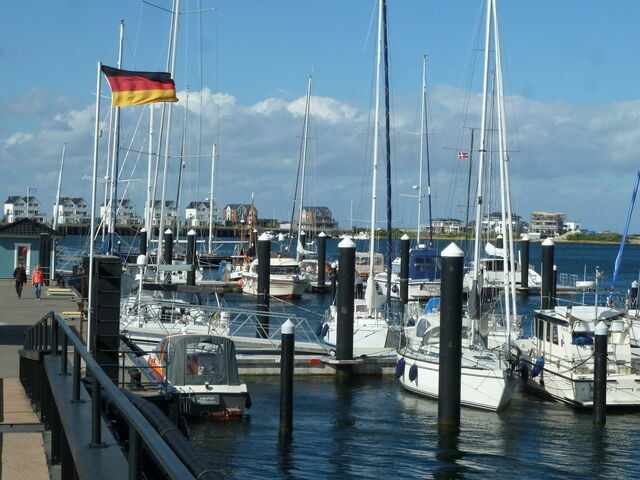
[245,392,252,409]
[395,358,406,378]
[406,317,416,327]
[408,363,418,382]
[391,284,399,293]
[573,336,593,346]
[315,323,323,337]
[531,357,544,378]
[519,359,529,382]
[321,323,329,338]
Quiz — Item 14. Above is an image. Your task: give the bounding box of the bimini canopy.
[160,334,241,387]
[409,247,439,280]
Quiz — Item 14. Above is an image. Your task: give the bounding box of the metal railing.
[21,311,197,479]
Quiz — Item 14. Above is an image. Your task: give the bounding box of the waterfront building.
[100,199,140,225]
[530,211,566,238]
[185,201,219,226]
[563,220,582,233]
[3,196,46,223]
[0,218,60,277]
[223,203,258,226]
[481,211,523,235]
[53,197,90,224]
[298,206,338,234]
[144,200,178,227]
[430,218,464,234]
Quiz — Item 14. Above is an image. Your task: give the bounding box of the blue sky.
[2,0,640,233]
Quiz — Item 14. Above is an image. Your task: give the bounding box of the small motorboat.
[136,333,251,418]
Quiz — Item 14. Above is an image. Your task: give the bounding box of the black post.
[39,232,52,286]
[139,227,147,256]
[317,232,327,289]
[520,235,530,289]
[541,238,554,309]
[163,228,174,284]
[330,263,337,304]
[438,242,464,430]
[89,255,122,384]
[279,319,294,432]
[257,233,271,339]
[400,234,410,306]
[336,238,355,362]
[631,280,639,309]
[552,264,558,307]
[496,234,503,249]
[186,229,197,286]
[593,321,608,425]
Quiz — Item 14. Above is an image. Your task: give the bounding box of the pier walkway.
[0,279,79,479]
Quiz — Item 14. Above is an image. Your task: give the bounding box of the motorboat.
[374,244,440,301]
[240,257,309,299]
[516,304,640,407]
[131,333,251,418]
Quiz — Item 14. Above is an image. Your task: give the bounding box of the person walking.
[32,264,44,300]
[13,262,27,298]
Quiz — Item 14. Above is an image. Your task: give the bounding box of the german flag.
[102,65,178,107]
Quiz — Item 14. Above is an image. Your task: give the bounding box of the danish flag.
[457,151,470,159]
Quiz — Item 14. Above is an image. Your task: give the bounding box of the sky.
[2,0,640,233]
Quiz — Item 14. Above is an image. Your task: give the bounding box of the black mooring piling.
[280,319,295,432]
[336,237,356,363]
[186,229,197,286]
[541,238,554,310]
[438,242,464,430]
[163,228,174,284]
[139,227,147,256]
[593,321,608,425]
[317,232,327,289]
[257,233,271,339]
[400,234,410,307]
[520,235,530,290]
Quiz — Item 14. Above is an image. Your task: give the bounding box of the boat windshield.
[185,341,228,384]
[271,265,300,276]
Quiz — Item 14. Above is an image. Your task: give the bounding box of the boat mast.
[145,104,154,236]
[108,20,124,253]
[492,0,517,338]
[472,0,493,282]
[381,0,393,308]
[368,0,383,281]
[53,143,66,231]
[156,0,180,276]
[296,75,312,262]
[208,143,216,253]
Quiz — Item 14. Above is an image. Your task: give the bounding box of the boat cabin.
[355,252,384,276]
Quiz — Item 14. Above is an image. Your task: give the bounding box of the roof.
[0,218,62,237]
[224,203,252,210]
[186,201,212,209]
[5,196,38,205]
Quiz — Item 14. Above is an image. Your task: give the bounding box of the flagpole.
[88,61,103,355]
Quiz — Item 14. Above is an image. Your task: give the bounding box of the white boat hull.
[396,352,518,411]
[241,273,309,299]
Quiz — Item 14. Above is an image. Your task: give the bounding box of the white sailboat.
[320,0,396,358]
[396,0,519,411]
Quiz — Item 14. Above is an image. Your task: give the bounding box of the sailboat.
[396,0,518,411]
[320,0,398,358]
[374,56,441,302]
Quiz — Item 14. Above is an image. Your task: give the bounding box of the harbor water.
[63,235,640,478]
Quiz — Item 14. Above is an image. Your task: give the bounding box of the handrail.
[24,311,196,480]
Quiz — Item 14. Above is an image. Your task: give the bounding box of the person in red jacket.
[31,264,44,300]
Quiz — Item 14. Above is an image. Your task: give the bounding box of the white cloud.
[1,85,639,232]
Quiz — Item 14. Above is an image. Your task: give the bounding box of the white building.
[563,221,582,233]
[53,197,90,224]
[144,200,178,227]
[429,218,464,234]
[100,199,140,225]
[4,196,46,223]
[185,201,219,227]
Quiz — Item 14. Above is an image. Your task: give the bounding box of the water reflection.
[434,428,466,480]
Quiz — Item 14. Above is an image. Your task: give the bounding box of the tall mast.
[382,0,393,309]
[157,0,180,273]
[53,143,66,231]
[420,56,434,247]
[472,0,493,280]
[492,0,517,337]
[296,75,312,262]
[208,144,216,253]
[145,104,154,235]
[108,20,124,253]
[368,0,383,280]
